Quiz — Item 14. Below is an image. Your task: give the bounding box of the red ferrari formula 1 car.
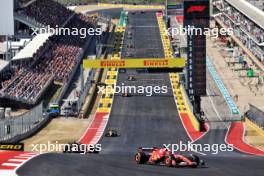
[134,147,205,168]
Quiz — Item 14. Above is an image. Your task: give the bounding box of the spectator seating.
[214,1,264,62]
[0,8,98,103]
[21,0,74,27]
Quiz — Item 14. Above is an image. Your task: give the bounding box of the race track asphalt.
[16,11,264,176]
[16,152,264,176]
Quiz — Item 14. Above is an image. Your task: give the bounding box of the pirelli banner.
[83,58,185,69]
[0,143,24,151]
[184,0,209,98]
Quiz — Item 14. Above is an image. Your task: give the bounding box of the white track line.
[14,153,41,176]
[0,170,16,176]
[18,154,36,157]
[8,159,25,162]
[206,89,223,122]
[2,163,21,167]
[13,156,31,159]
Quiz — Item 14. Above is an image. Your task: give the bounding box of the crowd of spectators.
[213,1,224,11]
[18,0,74,27]
[224,5,264,44]
[214,1,264,62]
[38,14,96,82]
[3,69,52,101]
[1,6,98,103]
[0,68,19,90]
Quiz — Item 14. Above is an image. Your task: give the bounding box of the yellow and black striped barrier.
[97,23,125,113]
[157,14,200,131]
[245,118,264,138]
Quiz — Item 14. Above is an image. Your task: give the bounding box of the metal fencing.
[0,102,44,141]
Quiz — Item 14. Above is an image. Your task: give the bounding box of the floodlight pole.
[165,0,168,26]
[209,0,213,18]
[5,35,9,61]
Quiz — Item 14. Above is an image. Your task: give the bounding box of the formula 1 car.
[134,147,205,168]
[127,75,135,81]
[104,129,119,137]
[122,92,132,97]
[119,69,126,73]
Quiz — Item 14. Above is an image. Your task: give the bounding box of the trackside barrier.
[98,16,126,112]
[0,114,52,144]
[156,13,200,132]
[169,73,200,132]
[80,12,127,144]
[247,104,264,128]
[0,102,46,142]
[180,86,200,131]
[245,118,264,138]
[206,57,240,115]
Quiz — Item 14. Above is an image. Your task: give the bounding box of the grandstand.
[213,0,264,65]
[17,0,74,28]
[0,0,99,106]
[1,2,264,176]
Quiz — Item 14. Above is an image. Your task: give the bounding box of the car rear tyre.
[188,154,200,168]
[165,156,173,167]
[135,152,148,164]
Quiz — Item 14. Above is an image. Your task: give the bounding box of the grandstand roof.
[12,33,52,61]
[0,39,31,55]
[225,0,264,29]
[0,59,9,72]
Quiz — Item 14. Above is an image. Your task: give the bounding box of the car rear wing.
[137,147,157,152]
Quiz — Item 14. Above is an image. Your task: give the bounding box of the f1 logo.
[187,5,207,13]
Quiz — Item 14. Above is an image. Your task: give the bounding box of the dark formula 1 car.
[134,147,205,168]
[119,69,126,73]
[127,75,136,81]
[104,129,119,137]
[122,92,132,97]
